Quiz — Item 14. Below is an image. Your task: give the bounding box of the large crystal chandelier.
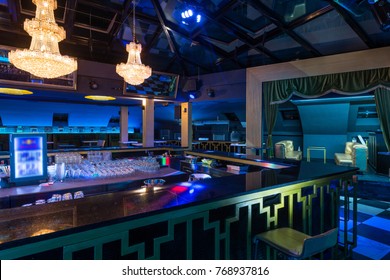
[116,0,151,85]
[8,0,77,79]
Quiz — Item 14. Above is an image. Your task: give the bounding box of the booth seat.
[274,140,302,161]
[334,142,368,171]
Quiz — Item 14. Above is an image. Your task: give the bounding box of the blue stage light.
[180,7,201,25]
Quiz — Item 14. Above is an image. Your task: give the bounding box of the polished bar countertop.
[185,149,292,169]
[0,159,357,248]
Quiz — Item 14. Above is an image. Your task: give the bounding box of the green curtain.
[265,67,390,104]
[262,67,390,154]
[374,88,390,152]
[263,83,278,157]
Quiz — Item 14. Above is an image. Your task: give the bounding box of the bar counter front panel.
[0,152,358,260]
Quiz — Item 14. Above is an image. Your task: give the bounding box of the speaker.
[182,79,197,92]
[174,105,181,120]
[370,0,390,31]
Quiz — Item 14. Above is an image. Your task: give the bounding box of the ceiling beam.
[108,0,133,43]
[7,0,21,24]
[150,0,189,76]
[64,0,78,39]
[77,0,119,14]
[143,26,164,54]
[216,17,280,62]
[215,4,335,67]
[323,0,375,48]
[247,0,322,57]
[190,0,241,38]
[150,0,177,54]
[163,21,233,59]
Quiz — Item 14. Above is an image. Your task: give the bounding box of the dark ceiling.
[0,0,389,78]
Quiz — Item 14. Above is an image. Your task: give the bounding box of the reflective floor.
[343,166,390,260]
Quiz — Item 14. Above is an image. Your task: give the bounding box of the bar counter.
[0,154,359,260]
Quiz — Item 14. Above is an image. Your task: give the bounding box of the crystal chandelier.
[116,0,151,85]
[8,0,77,79]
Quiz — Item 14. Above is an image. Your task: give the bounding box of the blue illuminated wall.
[0,99,142,132]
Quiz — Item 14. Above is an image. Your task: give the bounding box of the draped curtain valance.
[264,67,390,104]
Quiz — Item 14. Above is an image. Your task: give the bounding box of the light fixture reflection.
[0,88,33,95]
[85,95,116,101]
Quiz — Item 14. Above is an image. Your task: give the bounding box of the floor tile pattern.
[343,198,390,260]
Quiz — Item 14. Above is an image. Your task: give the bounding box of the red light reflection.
[171,186,188,193]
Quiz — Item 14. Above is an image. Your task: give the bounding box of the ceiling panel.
[294,10,368,55]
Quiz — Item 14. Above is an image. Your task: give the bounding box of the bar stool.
[253,227,338,260]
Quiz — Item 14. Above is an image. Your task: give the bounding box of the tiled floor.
[341,196,390,260]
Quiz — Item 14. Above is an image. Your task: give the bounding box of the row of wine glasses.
[127,157,160,172]
[63,159,136,179]
[48,156,161,182]
[54,152,82,164]
[87,151,112,162]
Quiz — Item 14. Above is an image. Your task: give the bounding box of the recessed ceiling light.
[85,95,116,101]
[0,88,33,95]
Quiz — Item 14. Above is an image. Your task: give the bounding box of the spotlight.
[180,6,202,26]
[188,91,200,100]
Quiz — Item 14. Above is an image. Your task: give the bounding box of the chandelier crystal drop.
[116,1,151,85]
[8,0,77,79]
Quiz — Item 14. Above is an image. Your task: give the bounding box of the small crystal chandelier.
[8,0,77,79]
[116,0,151,85]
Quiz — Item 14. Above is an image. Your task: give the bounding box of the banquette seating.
[334,141,368,171]
[274,140,302,161]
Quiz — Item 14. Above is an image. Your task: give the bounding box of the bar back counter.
[0,148,358,260]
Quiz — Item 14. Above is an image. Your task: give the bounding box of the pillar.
[142,99,154,147]
[119,106,128,145]
[181,102,192,148]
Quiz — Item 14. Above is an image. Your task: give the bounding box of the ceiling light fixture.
[85,95,116,101]
[0,88,33,95]
[181,9,201,25]
[8,0,77,79]
[116,0,151,85]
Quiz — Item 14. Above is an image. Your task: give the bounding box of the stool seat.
[253,227,338,259]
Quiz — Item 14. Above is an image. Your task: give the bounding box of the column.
[246,71,262,155]
[142,98,154,147]
[181,102,192,148]
[119,106,128,145]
